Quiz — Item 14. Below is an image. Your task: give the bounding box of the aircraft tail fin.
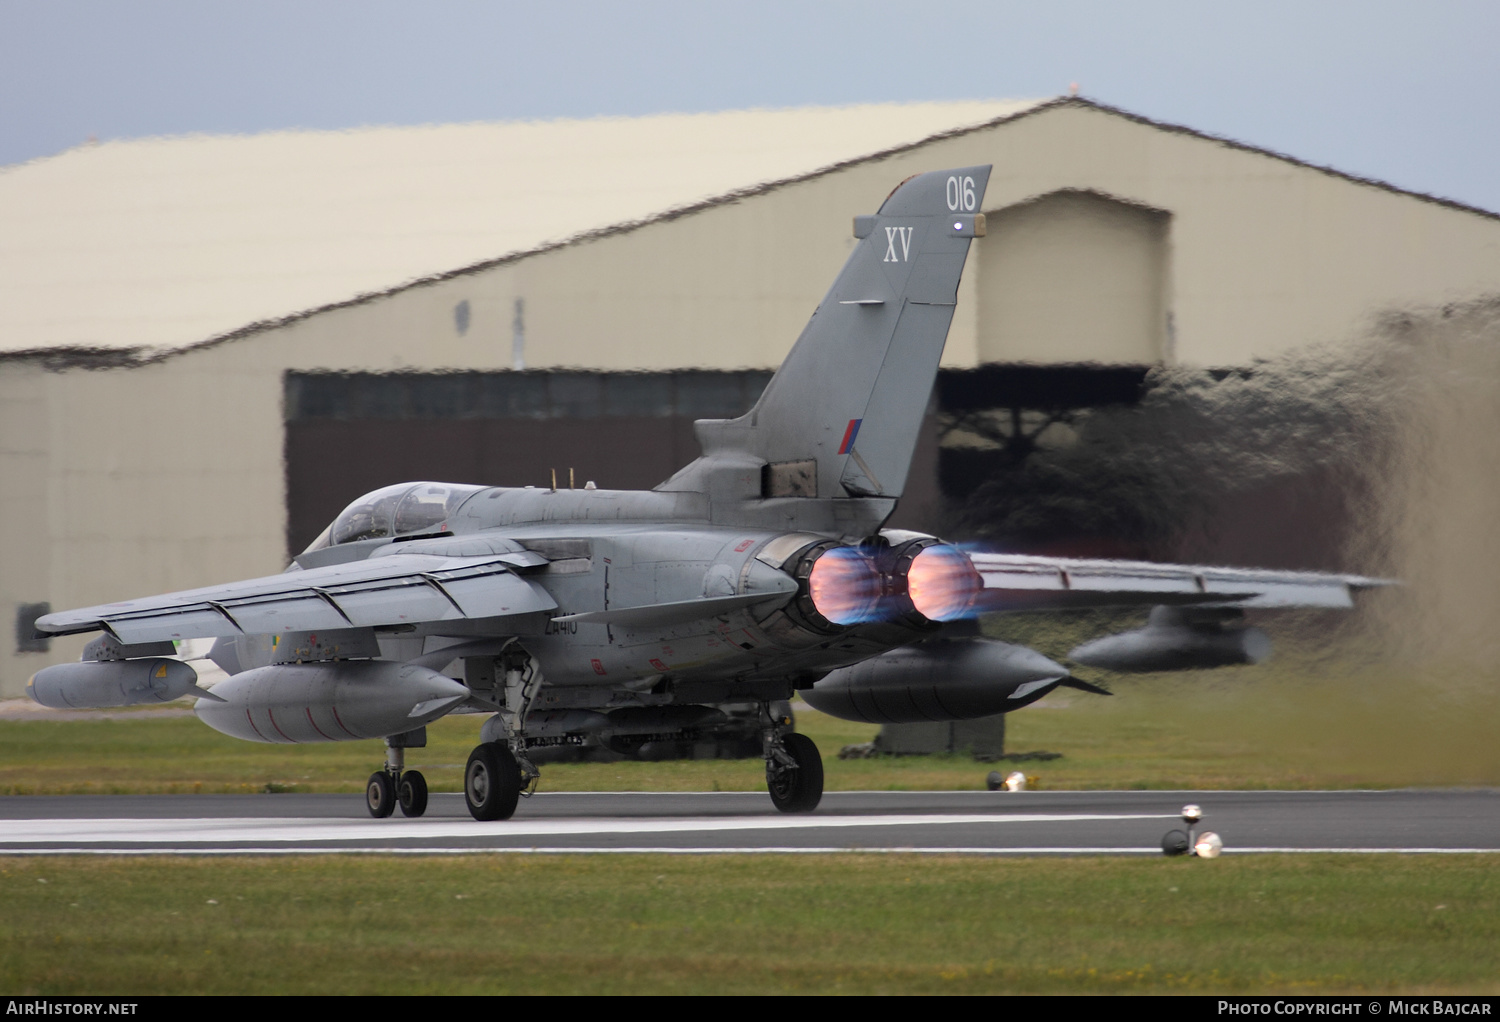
[663,166,990,506]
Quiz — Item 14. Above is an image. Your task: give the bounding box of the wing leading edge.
[34,552,558,643]
[965,552,1391,612]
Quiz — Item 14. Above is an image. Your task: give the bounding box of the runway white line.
[1,846,1495,856]
[0,846,1163,856]
[0,812,1176,845]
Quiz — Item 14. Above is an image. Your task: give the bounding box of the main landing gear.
[463,648,541,821]
[764,709,823,813]
[464,742,525,821]
[366,735,428,818]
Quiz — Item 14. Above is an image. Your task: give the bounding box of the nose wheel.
[366,771,396,818]
[366,769,428,818]
[365,734,430,818]
[398,770,428,817]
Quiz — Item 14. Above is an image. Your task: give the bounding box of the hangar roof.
[0,99,1038,358]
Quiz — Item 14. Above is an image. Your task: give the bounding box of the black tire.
[398,770,429,818]
[366,771,396,819]
[767,732,823,813]
[465,742,522,821]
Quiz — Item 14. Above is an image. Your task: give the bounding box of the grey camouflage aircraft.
[29,166,1386,820]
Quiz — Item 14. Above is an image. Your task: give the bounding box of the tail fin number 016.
[946,175,977,212]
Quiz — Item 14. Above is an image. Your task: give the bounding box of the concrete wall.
[1,364,51,692]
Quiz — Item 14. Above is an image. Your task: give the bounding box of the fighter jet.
[28,166,1386,820]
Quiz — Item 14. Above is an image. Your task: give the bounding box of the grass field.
[2,854,1497,995]
[4,663,1498,794]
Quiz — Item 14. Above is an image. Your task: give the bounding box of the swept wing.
[966,551,1390,612]
[34,550,557,643]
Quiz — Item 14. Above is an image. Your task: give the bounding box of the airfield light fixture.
[1004,771,1027,792]
[1160,804,1224,858]
[1193,832,1223,859]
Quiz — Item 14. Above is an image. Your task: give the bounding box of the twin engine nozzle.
[793,539,982,629]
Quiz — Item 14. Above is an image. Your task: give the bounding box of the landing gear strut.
[366,732,428,819]
[764,705,823,813]
[463,646,541,821]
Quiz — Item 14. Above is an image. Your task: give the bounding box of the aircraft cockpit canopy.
[302,482,487,553]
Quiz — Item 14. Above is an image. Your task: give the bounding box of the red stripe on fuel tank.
[331,705,361,739]
[267,707,295,743]
[305,706,335,741]
[245,708,270,743]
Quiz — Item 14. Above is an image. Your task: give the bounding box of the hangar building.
[4,96,1500,698]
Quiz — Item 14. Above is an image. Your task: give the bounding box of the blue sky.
[4,1,1497,211]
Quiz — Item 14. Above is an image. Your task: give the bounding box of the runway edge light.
[1162,803,1224,858]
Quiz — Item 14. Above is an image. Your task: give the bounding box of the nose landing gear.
[364,731,429,818]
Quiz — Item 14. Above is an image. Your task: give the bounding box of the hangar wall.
[978,190,1171,364]
[976,106,1500,364]
[7,100,1500,697]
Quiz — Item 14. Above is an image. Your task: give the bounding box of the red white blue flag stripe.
[837,418,863,455]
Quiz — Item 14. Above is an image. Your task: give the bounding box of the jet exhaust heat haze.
[28,166,1388,820]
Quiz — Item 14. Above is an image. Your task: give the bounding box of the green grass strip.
[2,854,1497,994]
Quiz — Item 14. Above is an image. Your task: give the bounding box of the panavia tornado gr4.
[29,166,1386,820]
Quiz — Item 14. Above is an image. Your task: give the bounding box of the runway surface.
[1,789,1496,854]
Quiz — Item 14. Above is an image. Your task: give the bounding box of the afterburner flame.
[808,547,882,625]
[906,544,981,621]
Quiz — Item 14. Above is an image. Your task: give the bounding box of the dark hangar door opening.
[935,364,1151,502]
[283,370,771,558]
[282,366,1154,561]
